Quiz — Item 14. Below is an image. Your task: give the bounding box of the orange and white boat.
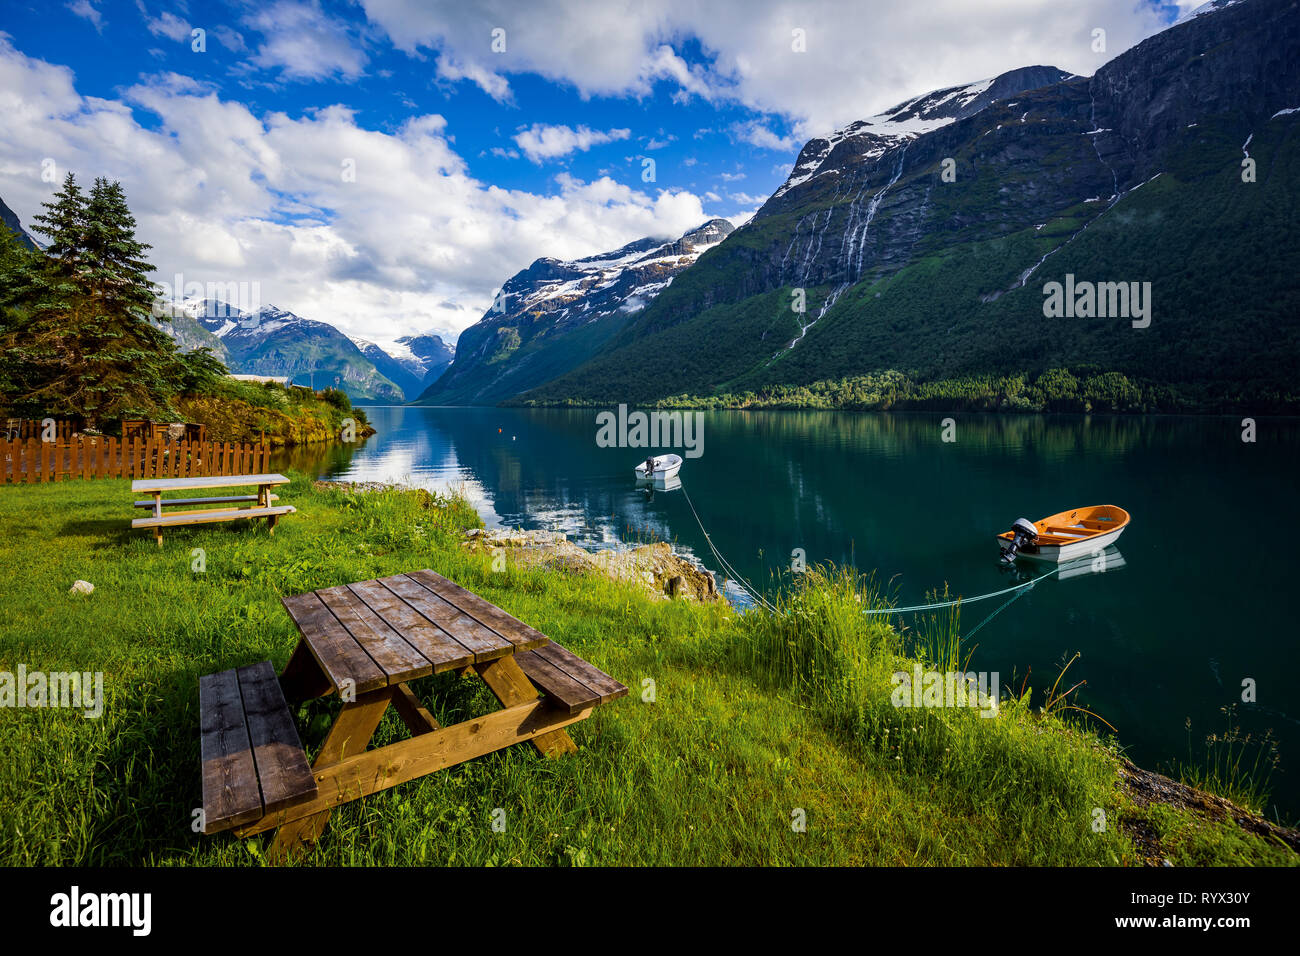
[995,505,1131,563]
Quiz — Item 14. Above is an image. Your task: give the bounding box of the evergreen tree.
[0,224,35,407]
[0,173,86,417]
[1,174,185,422]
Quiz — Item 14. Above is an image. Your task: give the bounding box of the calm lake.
[277,405,1300,816]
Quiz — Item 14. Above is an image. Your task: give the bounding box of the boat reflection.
[1057,546,1127,581]
[639,474,681,501]
[996,546,1127,584]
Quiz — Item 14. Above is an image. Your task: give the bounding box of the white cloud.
[358,0,1173,137]
[146,11,190,42]
[730,120,797,152]
[66,1,104,33]
[513,123,631,163]
[437,56,512,102]
[245,1,369,81]
[213,26,247,53]
[0,37,710,342]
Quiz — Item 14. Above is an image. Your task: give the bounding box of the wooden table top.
[132,473,289,493]
[282,570,550,694]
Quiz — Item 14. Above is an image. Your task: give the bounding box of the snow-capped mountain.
[351,332,456,401]
[415,218,734,405]
[520,0,1300,408]
[159,298,404,402]
[773,65,1071,199]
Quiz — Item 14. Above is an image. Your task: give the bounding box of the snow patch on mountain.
[774,66,1072,200]
[1175,0,1246,26]
[500,218,734,323]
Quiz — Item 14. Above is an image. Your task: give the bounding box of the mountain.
[0,195,41,250]
[414,218,734,405]
[151,299,231,361]
[519,0,1300,410]
[353,333,456,402]
[162,299,404,402]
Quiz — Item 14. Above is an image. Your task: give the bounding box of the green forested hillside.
[518,113,1299,411]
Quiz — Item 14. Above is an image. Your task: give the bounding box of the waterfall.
[852,144,908,280]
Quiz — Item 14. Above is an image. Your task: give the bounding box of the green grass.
[0,477,1293,866]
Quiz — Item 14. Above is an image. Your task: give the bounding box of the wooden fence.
[3,418,84,441]
[1,437,271,484]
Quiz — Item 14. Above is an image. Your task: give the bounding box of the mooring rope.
[675,477,1063,628]
[860,565,1063,616]
[679,481,780,613]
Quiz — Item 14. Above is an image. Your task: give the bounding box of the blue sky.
[0,0,1192,345]
[4,2,803,216]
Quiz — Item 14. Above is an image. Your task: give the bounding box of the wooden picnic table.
[132,473,295,546]
[198,569,626,860]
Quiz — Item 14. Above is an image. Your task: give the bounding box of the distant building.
[225,373,291,386]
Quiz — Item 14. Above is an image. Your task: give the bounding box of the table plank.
[346,579,480,671]
[198,668,262,833]
[379,574,515,661]
[405,569,548,651]
[533,640,628,704]
[281,592,387,694]
[132,473,289,493]
[235,662,317,813]
[316,585,433,683]
[514,650,600,715]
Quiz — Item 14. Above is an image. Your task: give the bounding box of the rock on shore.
[463,528,721,603]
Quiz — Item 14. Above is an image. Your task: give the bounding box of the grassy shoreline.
[0,476,1294,866]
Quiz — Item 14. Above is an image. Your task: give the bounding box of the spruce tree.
[0,224,35,408]
[77,177,180,417]
[1,173,86,417]
[1,174,185,422]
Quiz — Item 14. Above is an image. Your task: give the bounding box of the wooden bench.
[131,474,294,546]
[199,661,316,834]
[133,494,278,509]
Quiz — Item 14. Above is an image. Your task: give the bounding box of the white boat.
[634,454,682,482]
[995,504,1131,563]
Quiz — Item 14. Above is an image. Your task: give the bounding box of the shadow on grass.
[57,518,136,548]
[58,517,288,551]
[83,666,207,864]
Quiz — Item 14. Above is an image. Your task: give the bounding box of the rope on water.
[679,481,779,613]
[675,477,1061,628]
[861,565,1063,616]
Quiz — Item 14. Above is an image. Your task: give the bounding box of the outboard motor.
[999,518,1039,564]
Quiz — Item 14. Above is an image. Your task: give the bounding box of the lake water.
[278,405,1300,816]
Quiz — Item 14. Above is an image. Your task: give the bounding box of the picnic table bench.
[132,474,294,546]
[197,569,627,860]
